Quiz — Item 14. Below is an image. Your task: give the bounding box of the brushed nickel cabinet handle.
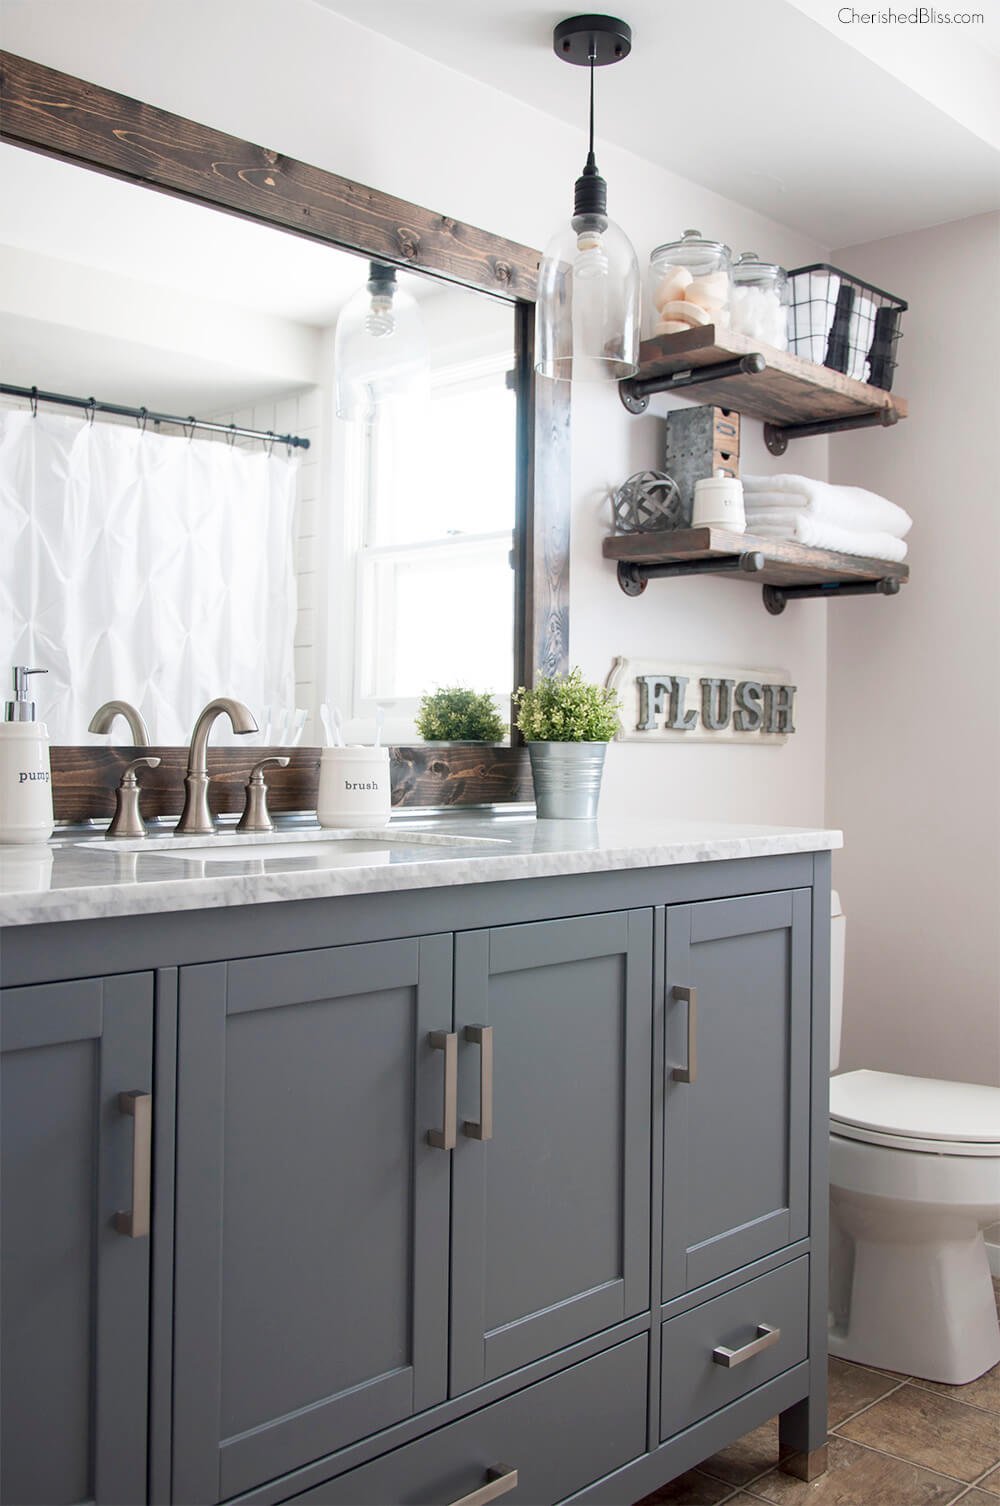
[427,1031,458,1150]
[114,1090,152,1238]
[446,1465,519,1506]
[463,1024,494,1141]
[671,985,697,1084]
[713,1323,781,1368]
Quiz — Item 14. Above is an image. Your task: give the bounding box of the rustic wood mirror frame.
[0,51,570,817]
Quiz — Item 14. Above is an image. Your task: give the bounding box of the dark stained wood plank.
[635,330,908,427]
[49,745,532,824]
[0,51,540,301]
[602,527,910,589]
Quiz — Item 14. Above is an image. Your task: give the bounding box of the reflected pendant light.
[334,262,429,420]
[535,14,640,382]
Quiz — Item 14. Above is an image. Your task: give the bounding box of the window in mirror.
[0,144,521,747]
[351,317,516,723]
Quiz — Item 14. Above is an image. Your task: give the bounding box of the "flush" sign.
[607,657,797,744]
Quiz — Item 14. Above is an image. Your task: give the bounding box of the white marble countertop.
[0,813,842,928]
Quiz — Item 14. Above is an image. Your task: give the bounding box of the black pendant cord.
[0,383,311,450]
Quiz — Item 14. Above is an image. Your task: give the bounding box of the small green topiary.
[514,668,621,743]
[415,686,506,743]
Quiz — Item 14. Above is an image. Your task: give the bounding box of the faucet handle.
[236,756,290,834]
[106,757,162,839]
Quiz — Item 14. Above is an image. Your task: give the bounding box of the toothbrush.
[260,704,272,745]
[319,704,333,748]
[290,708,307,746]
[332,707,345,747]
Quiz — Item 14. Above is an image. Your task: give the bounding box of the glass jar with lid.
[647,230,732,338]
[730,252,789,349]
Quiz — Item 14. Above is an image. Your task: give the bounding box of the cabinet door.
[172,936,452,1505]
[1,974,153,1506]
[662,890,811,1300]
[450,910,652,1396]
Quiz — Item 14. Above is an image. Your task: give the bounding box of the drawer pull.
[463,1024,494,1141]
[671,986,697,1084]
[114,1090,152,1238]
[447,1465,518,1506]
[713,1323,781,1368]
[427,1031,458,1150]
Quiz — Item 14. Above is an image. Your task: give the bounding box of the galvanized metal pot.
[527,741,607,820]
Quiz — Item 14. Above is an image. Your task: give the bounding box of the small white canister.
[692,471,746,533]
[317,746,392,829]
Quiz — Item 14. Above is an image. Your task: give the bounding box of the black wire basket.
[787,264,907,391]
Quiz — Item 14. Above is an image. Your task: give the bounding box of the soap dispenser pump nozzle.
[5,667,48,723]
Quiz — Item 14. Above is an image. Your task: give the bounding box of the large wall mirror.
[0,53,569,793]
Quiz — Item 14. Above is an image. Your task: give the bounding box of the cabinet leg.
[778,1395,828,1481]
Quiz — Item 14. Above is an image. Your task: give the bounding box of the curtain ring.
[136,406,149,435]
[29,386,38,418]
[183,417,196,442]
[226,423,237,448]
[264,432,276,457]
[85,397,97,426]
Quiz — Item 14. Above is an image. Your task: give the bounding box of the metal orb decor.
[611,469,683,533]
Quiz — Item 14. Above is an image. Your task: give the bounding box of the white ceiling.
[313,0,1000,247]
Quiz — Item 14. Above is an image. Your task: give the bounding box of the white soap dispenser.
[0,667,55,844]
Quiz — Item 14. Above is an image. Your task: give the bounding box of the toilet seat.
[830,1069,1000,1157]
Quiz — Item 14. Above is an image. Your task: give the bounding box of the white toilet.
[828,892,1000,1384]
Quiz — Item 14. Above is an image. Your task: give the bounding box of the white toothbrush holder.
[317,746,392,829]
[692,473,746,532]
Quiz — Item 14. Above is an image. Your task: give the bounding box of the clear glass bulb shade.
[534,214,640,382]
[334,282,429,420]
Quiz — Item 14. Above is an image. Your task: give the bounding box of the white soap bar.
[654,318,694,335]
[653,266,694,310]
[660,300,711,326]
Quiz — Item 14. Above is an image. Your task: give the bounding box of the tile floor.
[637,1279,1000,1506]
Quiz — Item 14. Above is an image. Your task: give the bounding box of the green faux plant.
[415,686,506,743]
[514,668,621,743]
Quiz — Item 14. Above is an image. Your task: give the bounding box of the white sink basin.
[76,827,510,867]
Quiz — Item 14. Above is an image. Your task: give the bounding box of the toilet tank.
[830,890,846,1072]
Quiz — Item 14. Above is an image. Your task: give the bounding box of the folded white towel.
[743,473,912,539]
[747,514,908,562]
[788,269,840,364]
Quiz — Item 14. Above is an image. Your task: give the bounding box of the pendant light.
[334,262,429,420]
[535,15,640,383]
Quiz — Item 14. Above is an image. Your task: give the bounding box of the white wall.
[827,212,1000,1086]
[4,0,832,825]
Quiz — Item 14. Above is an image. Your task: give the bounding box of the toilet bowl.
[827,896,1000,1384]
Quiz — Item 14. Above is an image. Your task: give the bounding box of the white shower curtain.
[0,409,299,744]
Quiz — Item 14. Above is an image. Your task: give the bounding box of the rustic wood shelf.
[603,527,910,614]
[618,328,908,451]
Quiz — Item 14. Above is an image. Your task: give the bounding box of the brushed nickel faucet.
[88,699,151,745]
[175,698,258,836]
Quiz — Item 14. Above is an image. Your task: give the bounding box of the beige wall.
[827,212,1000,1086]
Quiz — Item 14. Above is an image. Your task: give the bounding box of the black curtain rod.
[0,384,311,450]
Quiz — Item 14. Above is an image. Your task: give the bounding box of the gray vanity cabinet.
[661,890,812,1300]
[449,910,653,1396]
[170,936,454,1506]
[0,974,153,1506]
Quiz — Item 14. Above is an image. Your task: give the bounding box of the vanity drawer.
[660,1257,808,1440]
[288,1335,647,1505]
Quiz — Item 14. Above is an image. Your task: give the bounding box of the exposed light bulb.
[365,293,395,338]
[574,227,609,280]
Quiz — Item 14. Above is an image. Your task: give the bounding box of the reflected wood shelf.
[619,328,908,451]
[603,527,910,614]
